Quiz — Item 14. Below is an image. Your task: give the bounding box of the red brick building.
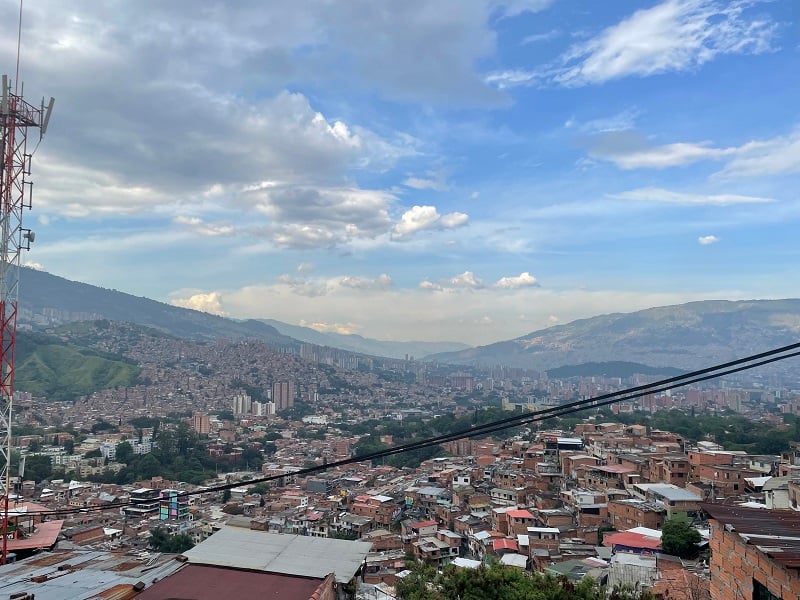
[705,503,800,600]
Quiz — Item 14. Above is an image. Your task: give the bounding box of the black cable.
[19,342,800,519]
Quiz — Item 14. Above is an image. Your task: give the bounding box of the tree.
[396,560,607,600]
[661,518,702,558]
[23,455,52,482]
[222,489,232,503]
[115,441,134,464]
[137,453,162,479]
[148,527,194,553]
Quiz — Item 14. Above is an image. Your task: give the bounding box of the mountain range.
[17,268,800,372]
[427,299,800,370]
[19,268,465,360]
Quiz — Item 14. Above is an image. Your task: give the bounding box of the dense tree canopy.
[396,562,654,600]
[22,454,53,482]
[395,561,653,600]
[661,518,702,558]
[148,527,194,553]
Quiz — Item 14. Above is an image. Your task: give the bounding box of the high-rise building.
[191,414,210,435]
[272,382,295,411]
[252,402,276,417]
[232,393,252,416]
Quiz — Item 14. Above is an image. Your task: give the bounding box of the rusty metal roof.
[703,503,800,570]
[136,564,328,600]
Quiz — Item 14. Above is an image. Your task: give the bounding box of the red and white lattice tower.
[0,74,53,564]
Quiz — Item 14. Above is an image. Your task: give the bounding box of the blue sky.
[1,0,798,345]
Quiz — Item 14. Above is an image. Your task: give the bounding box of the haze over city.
[1,0,798,345]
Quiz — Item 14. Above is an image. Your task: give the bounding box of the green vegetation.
[15,332,139,401]
[396,560,653,600]
[22,455,53,482]
[354,434,441,469]
[76,423,238,485]
[148,527,194,553]
[661,518,701,558]
[547,361,685,379]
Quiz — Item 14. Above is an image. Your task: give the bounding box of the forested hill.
[428,299,800,370]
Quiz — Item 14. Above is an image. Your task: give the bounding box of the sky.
[1,0,798,346]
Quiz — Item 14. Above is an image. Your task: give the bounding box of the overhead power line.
[17,341,800,519]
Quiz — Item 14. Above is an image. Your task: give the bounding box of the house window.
[753,579,780,600]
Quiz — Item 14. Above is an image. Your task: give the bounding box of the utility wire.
[16,341,800,519]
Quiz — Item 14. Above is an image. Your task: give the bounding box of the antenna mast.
[0,30,54,566]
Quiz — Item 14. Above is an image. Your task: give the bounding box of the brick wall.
[709,519,800,600]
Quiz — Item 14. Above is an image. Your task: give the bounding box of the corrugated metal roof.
[703,503,800,569]
[0,549,183,600]
[6,520,63,551]
[645,484,702,502]
[500,553,527,568]
[183,527,371,583]
[136,564,328,600]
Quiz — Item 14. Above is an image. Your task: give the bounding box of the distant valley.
[260,319,469,360]
[17,268,800,374]
[18,267,466,361]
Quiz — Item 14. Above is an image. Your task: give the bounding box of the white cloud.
[521,29,561,45]
[439,212,470,228]
[173,216,235,237]
[403,170,450,192]
[339,274,393,291]
[392,205,469,240]
[243,185,395,249]
[419,280,445,292]
[556,0,777,86]
[610,142,733,169]
[484,68,540,89]
[495,272,539,289]
[297,262,316,274]
[698,235,720,245]
[584,130,735,169]
[447,271,485,289]
[22,261,46,271]
[585,124,800,175]
[299,320,361,335]
[567,108,641,134]
[215,281,757,346]
[275,274,331,297]
[170,291,226,315]
[614,187,774,206]
[716,127,800,178]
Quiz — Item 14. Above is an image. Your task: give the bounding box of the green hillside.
[15,332,140,401]
[546,361,685,379]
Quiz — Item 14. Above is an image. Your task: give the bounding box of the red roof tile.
[493,538,519,551]
[602,531,661,551]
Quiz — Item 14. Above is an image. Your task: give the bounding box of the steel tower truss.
[0,74,48,563]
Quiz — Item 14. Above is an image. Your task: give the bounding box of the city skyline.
[1,0,798,345]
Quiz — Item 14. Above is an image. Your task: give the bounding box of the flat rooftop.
[184,527,371,583]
